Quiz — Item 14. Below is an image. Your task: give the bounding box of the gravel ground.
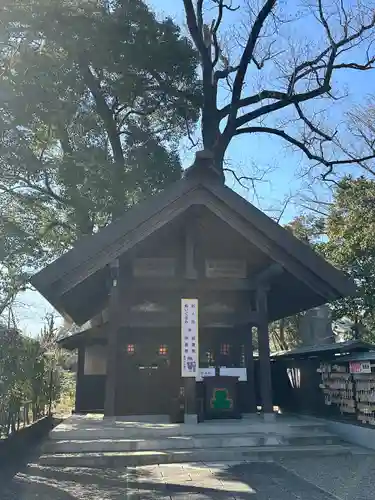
[278,454,375,500]
[0,460,342,500]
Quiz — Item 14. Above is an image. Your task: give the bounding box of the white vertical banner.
[181,298,199,377]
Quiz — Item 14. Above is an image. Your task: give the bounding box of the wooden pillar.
[256,287,274,418]
[246,325,257,413]
[104,260,120,417]
[184,377,197,420]
[75,345,85,413]
[183,222,198,424]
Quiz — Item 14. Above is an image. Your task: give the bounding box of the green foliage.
[0,194,56,316]
[0,314,76,435]
[277,178,375,342]
[270,216,326,351]
[55,371,76,416]
[284,215,325,246]
[269,315,303,352]
[0,0,200,317]
[322,177,375,338]
[0,327,47,415]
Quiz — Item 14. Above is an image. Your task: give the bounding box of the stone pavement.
[0,460,349,500]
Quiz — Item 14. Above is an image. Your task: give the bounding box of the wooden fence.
[0,400,51,439]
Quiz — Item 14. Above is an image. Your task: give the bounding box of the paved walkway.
[2,456,374,500]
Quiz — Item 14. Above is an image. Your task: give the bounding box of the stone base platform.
[39,413,372,467]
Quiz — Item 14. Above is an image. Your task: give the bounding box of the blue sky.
[145,0,375,211]
[16,0,375,335]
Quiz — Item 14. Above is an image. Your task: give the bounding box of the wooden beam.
[130,277,256,291]
[104,260,120,417]
[51,242,284,304]
[118,311,261,328]
[185,224,198,279]
[253,263,284,287]
[256,287,273,415]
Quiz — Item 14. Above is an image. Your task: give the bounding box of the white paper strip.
[181,298,199,377]
[219,367,247,381]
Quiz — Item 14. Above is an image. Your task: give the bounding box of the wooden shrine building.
[31,152,355,421]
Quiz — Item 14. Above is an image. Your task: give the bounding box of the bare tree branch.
[339,0,350,38]
[183,0,210,62]
[235,85,330,129]
[317,0,335,45]
[219,89,288,119]
[294,103,334,142]
[197,0,204,36]
[251,39,281,69]
[184,113,199,148]
[223,166,267,189]
[271,195,294,224]
[214,64,239,81]
[227,0,277,129]
[182,0,375,182]
[234,125,375,173]
[296,58,375,82]
[211,1,224,68]
[288,46,331,94]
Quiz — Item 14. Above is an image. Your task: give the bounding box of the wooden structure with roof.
[31,151,356,420]
[271,340,375,420]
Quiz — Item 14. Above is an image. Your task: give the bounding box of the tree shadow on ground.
[3,461,335,499]
[213,462,335,500]
[0,418,62,485]
[20,463,251,499]
[1,474,78,500]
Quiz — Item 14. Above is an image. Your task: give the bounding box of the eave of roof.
[31,175,356,324]
[58,324,107,350]
[335,350,375,362]
[31,176,200,295]
[271,340,374,359]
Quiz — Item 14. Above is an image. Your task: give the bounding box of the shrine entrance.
[115,329,180,415]
[198,327,257,414]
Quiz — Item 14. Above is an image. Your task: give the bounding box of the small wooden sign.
[133,258,176,277]
[205,259,247,278]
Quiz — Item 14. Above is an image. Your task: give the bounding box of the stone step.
[43,431,343,454]
[48,421,330,441]
[38,444,372,468]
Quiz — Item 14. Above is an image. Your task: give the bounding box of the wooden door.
[199,328,246,369]
[116,329,178,415]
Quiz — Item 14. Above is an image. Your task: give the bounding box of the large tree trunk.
[201,88,225,175]
[80,64,125,220]
[201,119,228,178]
